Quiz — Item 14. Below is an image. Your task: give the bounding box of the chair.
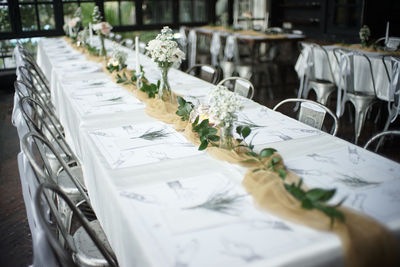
[273,98,339,136]
[20,96,79,176]
[186,64,220,84]
[35,183,118,267]
[375,37,400,51]
[297,42,337,106]
[22,131,88,235]
[334,49,378,144]
[374,56,400,151]
[364,130,400,153]
[216,77,255,99]
[18,65,52,103]
[15,80,59,122]
[18,47,50,88]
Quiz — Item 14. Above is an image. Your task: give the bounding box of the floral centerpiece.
[106,45,128,73]
[359,25,371,47]
[242,11,253,30]
[64,7,82,39]
[207,85,243,148]
[77,27,89,47]
[146,26,185,102]
[92,6,112,57]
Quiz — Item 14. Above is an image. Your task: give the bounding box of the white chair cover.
[188,30,197,68]
[210,32,221,67]
[389,57,400,123]
[178,26,188,55]
[224,35,239,63]
[17,152,59,267]
[295,43,313,100]
[12,47,30,138]
[336,51,353,117]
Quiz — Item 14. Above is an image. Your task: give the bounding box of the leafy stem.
[176,96,194,121]
[284,179,345,227]
[191,116,220,150]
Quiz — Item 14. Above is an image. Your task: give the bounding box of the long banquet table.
[37,37,400,267]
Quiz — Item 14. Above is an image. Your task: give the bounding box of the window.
[62,0,96,27]
[0,1,215,41]
[104,1,136,26]
[0,1,11,32]
[142,0,173,25]
[18,0,56,31]
[180,0,207,23]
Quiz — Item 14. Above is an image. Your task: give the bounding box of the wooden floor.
[0,64,398,266]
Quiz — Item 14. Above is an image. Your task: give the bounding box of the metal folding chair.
[273,98,339,136]
[217,76,255,99]
[186,64,221,84]
[35,182,118,267]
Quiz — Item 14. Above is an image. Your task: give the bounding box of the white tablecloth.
[38,37,400,267]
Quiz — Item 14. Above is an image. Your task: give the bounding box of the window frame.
[0,0,216,40]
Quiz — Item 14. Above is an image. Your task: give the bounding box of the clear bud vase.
[219,124,233,149]
[158,65,173,103]
[99,34,107,58]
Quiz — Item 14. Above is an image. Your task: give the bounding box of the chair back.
[364,130,400,152]
[353,51,377,96]
[19,96,75,162]
[273,98,339,136]
[382,56,400,120]
[18,65,51,97]
[186,64,220,84]
[217,77,255,99]
[22,132,88,204]
[310,43,336,84]
[34,183,118,267]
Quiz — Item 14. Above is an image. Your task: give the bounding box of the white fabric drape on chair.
[188,30,197,68]
[210,32,221,67]
[224,35,240,63]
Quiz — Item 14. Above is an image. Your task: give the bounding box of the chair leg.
[375,109,394,151]
[353,101,374,145]
[354,108,367,145]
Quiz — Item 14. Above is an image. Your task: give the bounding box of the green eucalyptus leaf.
[177,96,185,106]
[307,188,336,202]
[236,126,243,135]
[270,156,281,165]
[301,198,313,209]
[192,116,199,127]
[208,135,220,142]
[242,126,251,138]
[277,169,287,179]
[259,148,276,159]
[199,140,209,150]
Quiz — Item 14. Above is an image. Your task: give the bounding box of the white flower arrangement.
[107,45,128,72]
[208,85,243,129]
[93,21,112,36]
[146,26,185,67]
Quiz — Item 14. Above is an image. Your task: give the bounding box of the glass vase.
[99,34,107,58]
[219,124,233,149]
[158,65,173,103]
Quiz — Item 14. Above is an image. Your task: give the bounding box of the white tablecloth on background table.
[37,37,400,267]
